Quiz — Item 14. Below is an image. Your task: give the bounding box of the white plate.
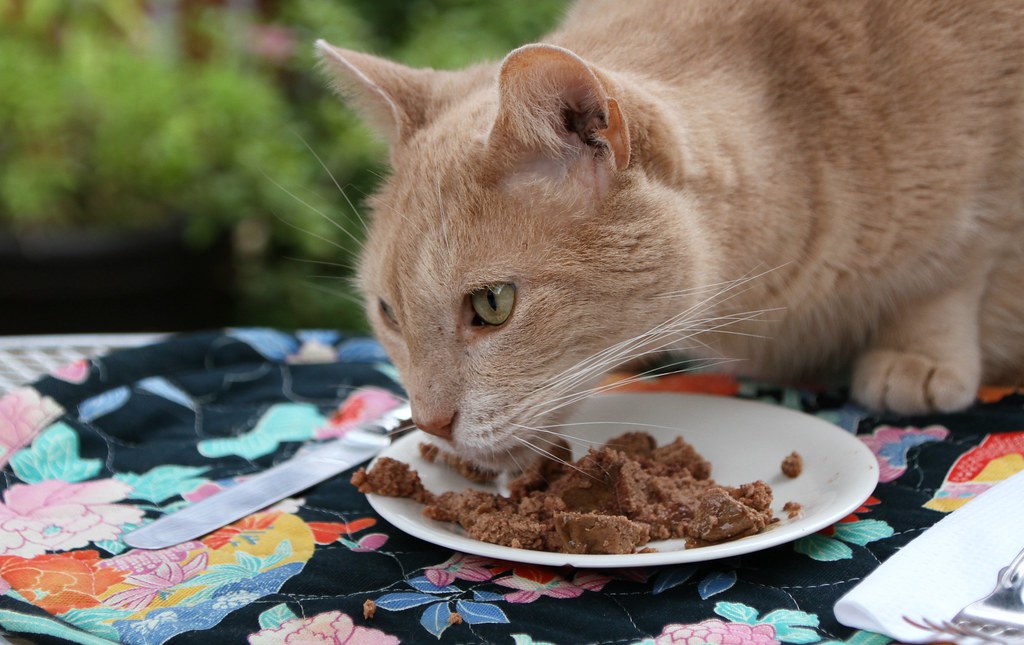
[366,392,879,568]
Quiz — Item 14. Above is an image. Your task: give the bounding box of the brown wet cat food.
[352,432,779,555]
[781,451,803,478]
[783,501,804,519]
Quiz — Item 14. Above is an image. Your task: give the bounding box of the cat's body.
[318,0,1024,469]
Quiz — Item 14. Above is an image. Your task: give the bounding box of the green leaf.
[197,403,323,460]
[714,601,759,625]
[10,423,101,484]
[819,631,893,645]
[59,607,131,641]
[115,464,210,503]
[760,609,821,644]
[833,520,894,546]
[258,603,297,630]
[794,534,853,562]
[236,551,265,575]
[0,609,117,645]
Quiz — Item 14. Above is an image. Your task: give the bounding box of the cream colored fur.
[317,0,1024,469]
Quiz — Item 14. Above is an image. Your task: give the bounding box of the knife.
[122,399,413,550]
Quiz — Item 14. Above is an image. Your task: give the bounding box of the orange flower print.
[308,518,376,545]
[201,511,281,550]
[0,550,127,614]
[601,373,740,397]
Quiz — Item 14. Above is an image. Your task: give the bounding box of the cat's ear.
[491,44,630,179]
[315,39,441,146]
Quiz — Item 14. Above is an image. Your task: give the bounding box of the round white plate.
[365,392,879,568]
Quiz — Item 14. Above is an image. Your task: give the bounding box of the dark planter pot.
[0,221,237,334]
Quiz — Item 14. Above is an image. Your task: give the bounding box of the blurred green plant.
[0,0,567,332]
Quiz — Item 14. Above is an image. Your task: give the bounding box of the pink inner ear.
[493,44,630,173]
[600,98,631,171]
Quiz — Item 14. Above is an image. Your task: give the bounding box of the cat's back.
[550,0,1023,70]
[548,0,1024,228]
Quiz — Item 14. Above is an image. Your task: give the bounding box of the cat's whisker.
[536,350,720,410]
[535,306,776,403]
[648,271,762,301]
[536,311,716,396]
[508,433,600,481]
[510,423,608,451]
[289,128,369,234]
[270,210,353,254]
[526,356,744,421]
[283,256,356,271]
[526,420,691,435]
[301,281,365,307]
[539,276,781,398]
[262,172,365,250]
[526,351,737,422]
[650,263,790,300]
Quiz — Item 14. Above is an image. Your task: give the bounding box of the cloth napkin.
[835,469,1024,643]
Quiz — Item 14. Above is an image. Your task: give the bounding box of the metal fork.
[905,546,1024,643]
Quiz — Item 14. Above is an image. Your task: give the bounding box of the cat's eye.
[470,284,516,326]
[379,299,398,327]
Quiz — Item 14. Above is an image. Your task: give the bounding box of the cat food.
[781,451,803,478]
[352,432,780,555]
[783,501,803,519]
[419,442,499,483]
[350,456,433,504]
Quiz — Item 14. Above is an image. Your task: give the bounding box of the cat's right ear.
[315,40,440,148]
[489,44,631,196]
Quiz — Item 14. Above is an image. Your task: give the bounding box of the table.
[0,334,163,394]
[0,329,1019,644]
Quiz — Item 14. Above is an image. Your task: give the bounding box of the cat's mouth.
[440,409,574,474]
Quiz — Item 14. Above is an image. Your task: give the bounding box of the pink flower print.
[655,619,779,645]
[103,551,208,610]
[316,388,405,440]
[183,480,226,503]
[0,388,62,468]
[97,540,203,575]
[184,478,303,514]
[424,553,505,587]
[248,610,399,645]
[860,425,950,482]
[0,479,143,557]
[494,566,603,604]
[52,359,90,384]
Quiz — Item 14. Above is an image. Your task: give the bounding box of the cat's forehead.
[363,168,542,303]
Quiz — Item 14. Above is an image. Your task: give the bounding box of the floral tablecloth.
[0,329,1021,645]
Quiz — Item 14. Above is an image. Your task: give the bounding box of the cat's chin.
[430,429,551,475]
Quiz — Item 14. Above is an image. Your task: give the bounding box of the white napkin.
[835,469,1024,643]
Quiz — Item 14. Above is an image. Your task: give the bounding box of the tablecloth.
[0,328,1021,645]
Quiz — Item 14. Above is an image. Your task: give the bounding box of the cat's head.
[316,40,701,469]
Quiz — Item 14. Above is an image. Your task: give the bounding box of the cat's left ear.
[315,39,445,148]
[490,44,631,180]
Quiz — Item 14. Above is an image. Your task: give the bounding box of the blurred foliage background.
[0,0,567,334]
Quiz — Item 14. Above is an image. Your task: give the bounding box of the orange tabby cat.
[316,0,1024,469]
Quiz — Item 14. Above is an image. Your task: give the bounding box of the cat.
[315,0,1024,470]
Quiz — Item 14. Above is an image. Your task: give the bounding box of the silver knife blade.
[122,400,413,550]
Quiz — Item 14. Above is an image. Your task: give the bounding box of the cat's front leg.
[851,276,985,415]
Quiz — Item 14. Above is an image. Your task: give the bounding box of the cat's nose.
[413,410,456,440]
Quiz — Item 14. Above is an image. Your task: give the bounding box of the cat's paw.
[852,349,978,415]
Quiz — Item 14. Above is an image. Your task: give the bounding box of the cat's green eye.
[379,299,398,326]
[470,284,516,326]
